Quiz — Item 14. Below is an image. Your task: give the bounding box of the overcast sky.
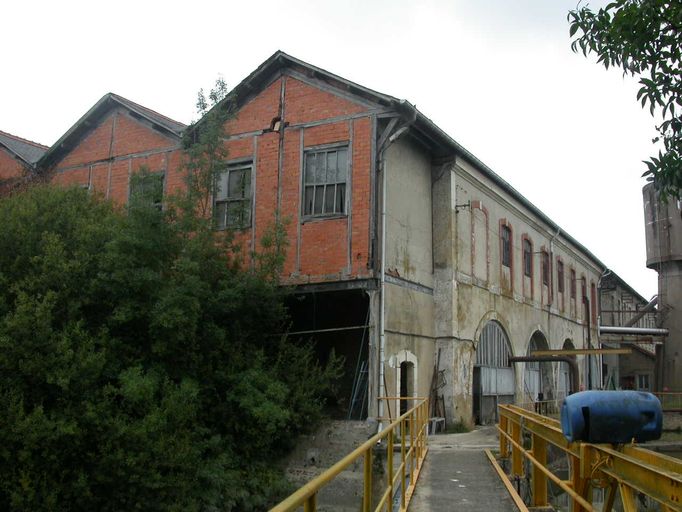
[2,0,660,298]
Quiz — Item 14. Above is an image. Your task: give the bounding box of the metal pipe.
[598,326,669,336]
[509,355,579,396]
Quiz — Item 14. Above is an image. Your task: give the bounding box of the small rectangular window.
[557,260,565,294]
[501,225,511,268]
[523,239,532,277]
[303,146,348,217]
[129,171,164,210]
[214,162,252,229]
[570,269,576,299]
[541,251,549,285]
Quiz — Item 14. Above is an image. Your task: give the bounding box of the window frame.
[522,238,533,278]
[129,170,165,210]
[500,224,512,268]
[541,250,550,286]
[213,160,253,230]
[557,259,565,294]
[301,144,349,219]
[570,268,576,299]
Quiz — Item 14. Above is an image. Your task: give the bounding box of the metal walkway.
[408,428,515,511]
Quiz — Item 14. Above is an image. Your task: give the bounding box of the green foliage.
[0,185,341,510]
[568,0,682,199]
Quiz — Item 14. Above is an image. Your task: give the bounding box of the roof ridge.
[0,129,48,149]
[109,93,187,128]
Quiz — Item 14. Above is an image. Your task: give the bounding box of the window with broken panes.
[557,260,565,293]
[129,171,164,210]
[476,321,511,368]
[570,268,576,299]
[501,225,511,268]
[303,146,348,217]
[214,162,252,229]
[541,251,550,285]
[523,238,532,277]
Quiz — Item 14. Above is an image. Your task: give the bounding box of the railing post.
[531,433,548,506]
[401,417,406,511]
[387,429,394,512]
[409,409,415,484]
[619,483,637,512]
[499,412,509,458]
[303,493,317,512]
[511,418,523,477]
[363,447,372,512]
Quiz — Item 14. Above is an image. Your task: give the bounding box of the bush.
[0,186,340,511]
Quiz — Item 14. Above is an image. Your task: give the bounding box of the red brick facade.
[3,69,379,287]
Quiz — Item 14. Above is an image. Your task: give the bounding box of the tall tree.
[0,80,340,511]
[568,0,682,199]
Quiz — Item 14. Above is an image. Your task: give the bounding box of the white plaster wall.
[384,137,433,288]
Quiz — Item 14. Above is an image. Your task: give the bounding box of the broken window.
[303,146,348,217]
[570,268,576,299]
[541,250,549,285]
[129,171,164,210]
[557,260,565,294]
[523,238,532,277]
[214,162,252,229]
[501,225,511,268]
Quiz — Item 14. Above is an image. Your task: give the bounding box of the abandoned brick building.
[1,51,659,425]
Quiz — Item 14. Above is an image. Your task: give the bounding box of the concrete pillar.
[432,163,473,425]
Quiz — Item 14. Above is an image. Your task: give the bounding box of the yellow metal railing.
[495,404,682,512]
[270,398,429,512]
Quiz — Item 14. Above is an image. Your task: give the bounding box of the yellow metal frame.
[270,398,429,512]
[496,404,682,512]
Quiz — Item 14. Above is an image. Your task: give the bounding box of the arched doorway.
[524,331,554,404]
[558,339,575,399]
[474,321,514,424]
[390,350,418,420]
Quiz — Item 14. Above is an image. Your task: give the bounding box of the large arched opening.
[473,321,514,424]
[524,331,554,404]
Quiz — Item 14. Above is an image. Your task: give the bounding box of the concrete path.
[408,427,516,511]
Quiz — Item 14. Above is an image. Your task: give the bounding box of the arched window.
[523,238,532,277]
[541,250,550,285]
[557,260,565,294]
[475,320,514,425]
[501,225,511,268]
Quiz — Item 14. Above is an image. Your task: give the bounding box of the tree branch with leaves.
[569,0,682,199]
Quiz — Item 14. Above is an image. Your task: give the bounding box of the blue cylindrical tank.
[561,390,662,444]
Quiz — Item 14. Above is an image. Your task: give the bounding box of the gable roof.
[204,50,612,276]
[0,130,48,167]
[38,93,186,169]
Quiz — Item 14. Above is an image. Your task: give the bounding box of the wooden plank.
[485,449,530,512]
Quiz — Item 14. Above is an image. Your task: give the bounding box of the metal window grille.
[303,147,348,217]
[476,321,511,368]
[523,239,532,277]
[501,225,511,268]
[214,163,252,229]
